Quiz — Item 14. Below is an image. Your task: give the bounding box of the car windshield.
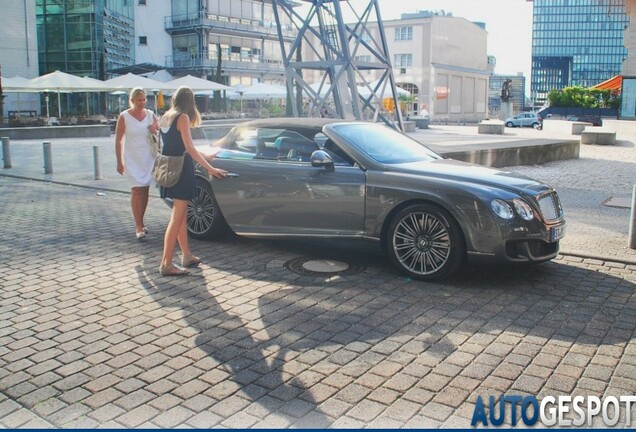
[331,123,440,164]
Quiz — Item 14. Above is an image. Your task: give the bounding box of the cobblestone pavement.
[1,126,635,428]
[1,180,636,428]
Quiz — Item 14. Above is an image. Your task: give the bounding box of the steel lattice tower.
[272,0,404,130]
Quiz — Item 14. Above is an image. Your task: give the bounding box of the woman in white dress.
[115,87,159,239]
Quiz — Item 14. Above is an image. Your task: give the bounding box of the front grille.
[537,191,563,222]
[528,240,558,258]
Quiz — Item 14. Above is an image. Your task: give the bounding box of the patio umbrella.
[29,70,108,117]
[1,76,39,117]
[163,75,231,93]
[228,83,288,100]
[2,76,38,92]
[357,79,410,98]
[103,73,167,92]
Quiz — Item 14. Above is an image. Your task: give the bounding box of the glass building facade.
[36,0,134,79]
[530,0,628,104]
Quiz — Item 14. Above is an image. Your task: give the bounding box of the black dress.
[159,113,196,200]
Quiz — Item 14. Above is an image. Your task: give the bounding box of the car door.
[209,131,367,237]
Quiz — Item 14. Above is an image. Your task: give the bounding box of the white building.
[303,10,490,122]
[135,0,294,87]
[1,0,40,118]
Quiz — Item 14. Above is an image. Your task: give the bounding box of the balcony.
[164,12,295,41]
[166,53,285,76]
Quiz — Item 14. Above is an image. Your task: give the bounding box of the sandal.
[181,255,202,268]
[159,263,190,276]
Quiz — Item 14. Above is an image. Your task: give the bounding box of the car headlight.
[513,198,534,221]
[491,199,514,220]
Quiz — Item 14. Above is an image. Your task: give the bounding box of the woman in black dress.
[158,86,227,276]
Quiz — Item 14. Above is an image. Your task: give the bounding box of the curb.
[559,249,636,266]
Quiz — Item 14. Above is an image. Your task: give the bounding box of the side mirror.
[310,150,334,172]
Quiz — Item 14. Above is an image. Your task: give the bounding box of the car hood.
[389,158,549,195]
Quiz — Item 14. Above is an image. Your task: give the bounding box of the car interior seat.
[255,141,279,160]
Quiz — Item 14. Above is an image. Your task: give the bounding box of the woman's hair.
[129,87,146,109]
[170,86,201,127]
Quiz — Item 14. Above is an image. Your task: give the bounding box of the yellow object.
[157,91,165,109]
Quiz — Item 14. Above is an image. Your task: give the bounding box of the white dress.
[122,109,155,187]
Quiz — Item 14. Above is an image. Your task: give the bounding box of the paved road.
[0,125,635,428]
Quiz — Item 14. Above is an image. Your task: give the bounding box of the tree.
[547,86,620,109]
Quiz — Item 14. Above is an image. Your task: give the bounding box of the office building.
[36,0,135,79]
[303,10,490,122]
[156,1,294,86]
[529,0,628,104]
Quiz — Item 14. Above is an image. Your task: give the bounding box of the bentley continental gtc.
[181,118,565,280]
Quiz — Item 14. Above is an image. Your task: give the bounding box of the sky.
[335,0,535,81]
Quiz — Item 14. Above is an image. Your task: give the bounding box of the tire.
[187,177,229,240]
[505,122,514,128]
[385,203,464,280]
[531,122,539,129]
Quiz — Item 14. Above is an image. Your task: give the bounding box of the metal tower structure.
[272,0,404,130]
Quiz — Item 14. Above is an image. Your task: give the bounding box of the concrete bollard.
[93,145,103,180]
[43,141,53,174]
[2,137,11,169]
[629,185,636,249]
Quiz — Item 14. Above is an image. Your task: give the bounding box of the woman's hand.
[117,160,124,175]
[208,167,228,179]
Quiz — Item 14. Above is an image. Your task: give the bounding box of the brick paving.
[0,176,635,428]
[1,127,635,428]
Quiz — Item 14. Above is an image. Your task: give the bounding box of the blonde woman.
[115,87,159,239]
[158,86,227,276]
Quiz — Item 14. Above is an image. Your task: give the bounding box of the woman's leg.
[131,186,150,233]
[161,198,188,267]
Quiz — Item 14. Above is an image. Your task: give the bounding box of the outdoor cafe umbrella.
[102,73,167,92]
[1,76,40,118]
[163,75,231,93]
[28,70,108,118]
[229,83,288,115]
[229,83,288,100]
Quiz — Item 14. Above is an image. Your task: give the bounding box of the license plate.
[550,225,566,242]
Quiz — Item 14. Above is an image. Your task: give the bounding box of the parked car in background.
[169,118,566,281]
[504,112,542,128]
[566,115,602,126]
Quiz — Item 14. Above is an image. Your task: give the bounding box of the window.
[394,54,412,68]
[395,26,412,41]
[138,36,147,45]
[138,0,146,4]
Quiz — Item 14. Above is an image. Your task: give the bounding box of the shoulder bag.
[152,153,184,188]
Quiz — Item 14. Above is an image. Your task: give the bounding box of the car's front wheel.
[505,121,514,127]
[187,177,228,240]
[385,203,464,280]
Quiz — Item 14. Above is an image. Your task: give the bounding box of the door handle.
[226,172,239,178]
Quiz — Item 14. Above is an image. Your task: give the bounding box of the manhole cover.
[284,256,366,277]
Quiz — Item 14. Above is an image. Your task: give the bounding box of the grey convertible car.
[185,118,565,280]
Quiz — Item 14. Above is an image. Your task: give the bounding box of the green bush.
[547,86,620,109]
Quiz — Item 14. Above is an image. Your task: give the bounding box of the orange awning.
[592,75,622,90]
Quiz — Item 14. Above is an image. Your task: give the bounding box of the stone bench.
[478,120,504,135]
[580,128,616,145]
[571,121,593,135]
[403,121,416,133]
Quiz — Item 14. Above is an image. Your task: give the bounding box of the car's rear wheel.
[385,203,464,280]
[505,121,514,127]
[187,177,228,240]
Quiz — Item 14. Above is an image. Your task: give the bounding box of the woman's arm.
[177,114,227,179]
[115,114,126,175]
